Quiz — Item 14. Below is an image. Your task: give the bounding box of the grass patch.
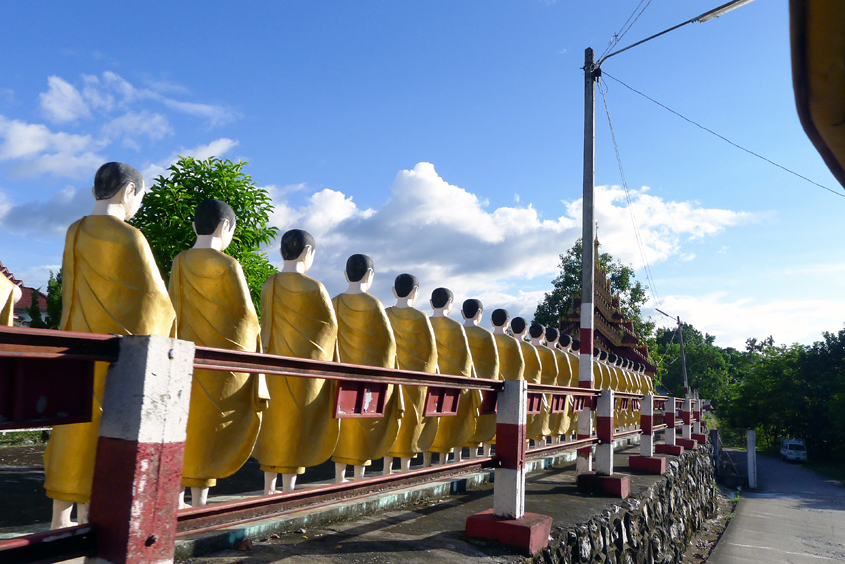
[805,461,845,484]
[0,430,50,446]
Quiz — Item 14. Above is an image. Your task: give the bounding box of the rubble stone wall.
[533,448,718,564]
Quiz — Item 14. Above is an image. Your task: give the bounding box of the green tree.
[654,322,730,408]
[130,157,279,312]
[45,269,62,329]
[533,238,654,339]
[26,289,46,328]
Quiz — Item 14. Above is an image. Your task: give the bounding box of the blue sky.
[1,1,842,348]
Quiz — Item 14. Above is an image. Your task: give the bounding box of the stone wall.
[533,448,718,564]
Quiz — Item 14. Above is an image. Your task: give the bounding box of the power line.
[600,0,654,60]
[602,71,845,200]
[597,78,663,309]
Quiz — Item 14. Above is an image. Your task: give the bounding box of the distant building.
[558,240,657,375]
[1,260,48,327]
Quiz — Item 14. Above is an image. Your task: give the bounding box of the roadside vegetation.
[536,241,845,468]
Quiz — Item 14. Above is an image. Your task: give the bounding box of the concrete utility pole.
[677,315,689,395]
[576,47,598,475]
[577,0,754,474]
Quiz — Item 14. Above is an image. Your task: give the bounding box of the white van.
[780,439,807,463]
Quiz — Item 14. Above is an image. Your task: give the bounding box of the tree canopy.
[129,157,278,312]
[533,238,654,340]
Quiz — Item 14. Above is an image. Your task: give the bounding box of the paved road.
[709,454,845,563]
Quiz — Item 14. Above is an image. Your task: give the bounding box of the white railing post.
[493,379,527,519]
[86,335,195,564]
[595,390,614,476]
[747,429,758,489]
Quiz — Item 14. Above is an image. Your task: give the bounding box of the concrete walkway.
[709,453,845,563]
[178,445,671,563]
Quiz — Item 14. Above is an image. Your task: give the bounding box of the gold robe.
[562,350,580,435]
[0,275,16,326]
[331,293,401,467]
[386,307,439,458]
[169,248,267,488]
[536,345,559,438]
[551,348,572,436]
[521,342,544,440]
[252,272,339,475]
[428,316,478,454]
[495,334,525,382]
[44,215,176,503]
[463,325,499,446]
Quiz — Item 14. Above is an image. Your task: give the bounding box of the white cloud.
[81,75,115,111]
[651,293,845,349]
[265,162,757,323]
[141,137,239,181]
[0,185,91,235]
[161,99,238,127]
[39,76,91,122]
[0,116,106,177]
[102,111,173,149]
[567,185,761,268]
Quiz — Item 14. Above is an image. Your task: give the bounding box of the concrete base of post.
[655,444,684,456]
[676,438,698,450]
[576,472,630,498]
[465,509,553,556]
[628,455,666,474]
[692,433,707,444]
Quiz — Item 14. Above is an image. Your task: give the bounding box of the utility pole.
[677,316,689,395]
[576,47,598,475]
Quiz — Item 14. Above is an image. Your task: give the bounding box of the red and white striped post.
[655,396,684,456]
[595,390,614,476]
[466,379,552,555]
[640,394,654,457]
[576,350,594,475]
[87,335,195,564]
[681,394,692,441]
[693,392,702,435]
[628,394,666,474]
[493,379,527,519]
[665,397,676,446]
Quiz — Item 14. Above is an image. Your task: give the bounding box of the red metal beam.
[0,524,98,564]
[0,326,119,361]
[176,457,497,534]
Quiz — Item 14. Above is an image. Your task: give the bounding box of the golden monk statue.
[252,229,339,494]
[593,348,609,390]
[0,274,22,326]
[169,200,267,507]
[557,335,579,440]
[535,326,560,443]
[45,163,176,529]
[462,299,499,457]
[511,318,543,444]
[331,254,402,482]
[492,309,525,382]
[384,273,439,473]
[427,288,479,464]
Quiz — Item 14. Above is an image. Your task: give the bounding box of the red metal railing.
[0,325,704,563]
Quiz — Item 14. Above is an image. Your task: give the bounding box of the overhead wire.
[600,0,654,60]
[602,71,845,199]
[597,77,663,310]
